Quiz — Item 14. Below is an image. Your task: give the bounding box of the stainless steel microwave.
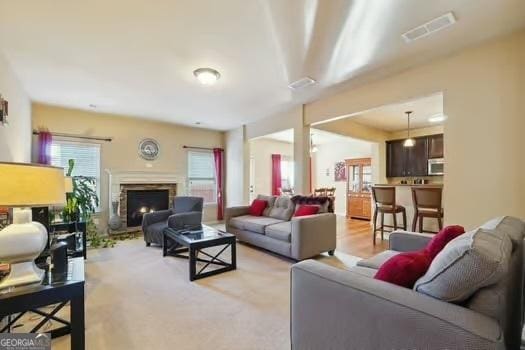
[428,158,444,175]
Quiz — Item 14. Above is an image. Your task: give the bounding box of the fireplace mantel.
[105,170,186,229]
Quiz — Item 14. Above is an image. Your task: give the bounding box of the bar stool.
[371,186,407,245]
[411,187,444,233]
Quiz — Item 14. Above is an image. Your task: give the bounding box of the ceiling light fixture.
[403,111,415,147]
[288,77,317,90]
[428,114,447,123]
[193,68,221,85]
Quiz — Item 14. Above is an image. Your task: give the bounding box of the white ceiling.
[261,128,355,145]
[0,0,524,130]
[350,93,444,132]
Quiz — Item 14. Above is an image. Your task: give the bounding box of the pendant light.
[403,111,415,147]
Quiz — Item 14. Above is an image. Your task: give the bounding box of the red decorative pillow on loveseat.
[374,251,432,288]
[294,205,320,217]
[249,199,267,216]
[374,225,466,288]
[424,225,465,259]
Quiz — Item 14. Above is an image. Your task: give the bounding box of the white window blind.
[50,140,101,204]
[188,151,216,204]
[281,157,294,191]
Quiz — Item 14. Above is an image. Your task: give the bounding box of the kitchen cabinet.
[407,137,428,176]
[346,158,372,220]
[428,134,444,159]
[386,134,441,177]
[386,141,406,177]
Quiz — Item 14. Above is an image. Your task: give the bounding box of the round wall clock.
[138,138,160,160]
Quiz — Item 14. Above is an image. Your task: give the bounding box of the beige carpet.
[45,238,360,350]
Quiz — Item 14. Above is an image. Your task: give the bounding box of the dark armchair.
[142,196,204,246]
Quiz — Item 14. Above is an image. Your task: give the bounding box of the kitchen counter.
[373,184,444,232]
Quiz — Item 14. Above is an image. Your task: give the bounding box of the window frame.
[187,150,217,205]
[280,156,294,191]
[50,139,102,211]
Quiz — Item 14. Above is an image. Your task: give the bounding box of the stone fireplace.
[120,184,176,228]
[106,170,184,231]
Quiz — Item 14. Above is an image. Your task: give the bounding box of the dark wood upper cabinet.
[386,141,407,177]
[406,137,428,176]
[386,134,443,178]
[428,134,444,159]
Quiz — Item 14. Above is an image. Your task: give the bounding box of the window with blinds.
[281,157,294,191]
[187,150,216,204]
[50,140,101,205]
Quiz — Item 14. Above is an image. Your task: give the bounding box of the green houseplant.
[63,159,116,249]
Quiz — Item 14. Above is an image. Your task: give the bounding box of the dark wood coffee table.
[163,225,236,281]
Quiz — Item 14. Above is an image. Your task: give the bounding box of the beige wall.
[0,53,31,162]
[244,105,311,195]
[225,126,249,207]
[305,30,525,228]
[249,138,294,196]
[245,106,302,140]
[32,103,224,228]
[312,138,373,216]
[388,125,444,140]
[315,119,389,187]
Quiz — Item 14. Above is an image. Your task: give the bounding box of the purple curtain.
[271,154,282,196]
[213,148,224,220]
[38,131,53,164]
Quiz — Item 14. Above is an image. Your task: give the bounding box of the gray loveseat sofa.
[291,216,525,350]
[225,195,336,260]
[142,196,203,246]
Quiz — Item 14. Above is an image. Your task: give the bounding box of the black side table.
[0,258,85,350]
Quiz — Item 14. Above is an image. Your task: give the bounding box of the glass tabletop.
[0,257,84,298]
[163,224,233,243]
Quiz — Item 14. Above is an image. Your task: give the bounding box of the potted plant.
[63,159,116,248]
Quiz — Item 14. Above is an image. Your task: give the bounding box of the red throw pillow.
[294,205,320,217]
[249,199,267,216]
[374,251,432,288]
[424,225,465,259]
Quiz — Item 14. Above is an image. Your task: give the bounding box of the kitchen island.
[374,184,443,233]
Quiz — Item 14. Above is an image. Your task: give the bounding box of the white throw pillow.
[414,228,512,302]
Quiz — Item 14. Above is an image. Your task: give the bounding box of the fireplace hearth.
[126,190,169,227]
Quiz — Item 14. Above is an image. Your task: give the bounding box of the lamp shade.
[0,162,66,207]
[64,176,74,193]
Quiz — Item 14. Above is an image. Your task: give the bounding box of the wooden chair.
[325,187,336,197]
[411,187,443,233]
[314,188,327,196]
[371,186,407,245]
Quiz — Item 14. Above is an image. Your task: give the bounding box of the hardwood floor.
[335,216,389,258]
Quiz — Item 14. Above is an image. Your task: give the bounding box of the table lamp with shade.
[0,162,66,289]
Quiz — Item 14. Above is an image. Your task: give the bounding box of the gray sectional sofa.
[225,195,336,260]
[291,216,525,350]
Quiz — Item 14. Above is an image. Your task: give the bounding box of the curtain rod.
[33,130,113,142]
[183,145,223,151]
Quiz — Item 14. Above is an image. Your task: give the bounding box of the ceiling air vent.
[288,77,317,90]
[402,12,456,43]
